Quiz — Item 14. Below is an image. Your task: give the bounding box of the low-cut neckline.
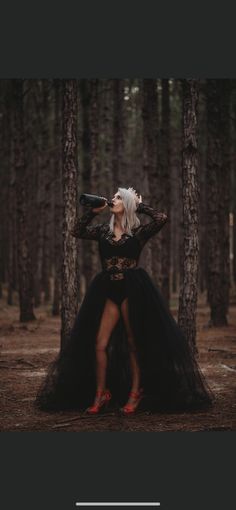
[112,232,126,242]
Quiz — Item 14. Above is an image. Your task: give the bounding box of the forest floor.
[0,291,236,432]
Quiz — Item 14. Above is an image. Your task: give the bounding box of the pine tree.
[13,80,36,321]
[61,80,79,349]
[178,79,199,352]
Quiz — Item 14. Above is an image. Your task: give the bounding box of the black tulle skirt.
[35,268,213,413]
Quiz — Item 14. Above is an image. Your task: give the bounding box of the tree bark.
[52,80,63,316]
[206,80,229,326]
[89,79,101,279]
[170,80,182,294]
[232,90,236,284]
[7,98,16,305]
[178,79,199,352]
[113,79,126,188]
[198,81,208,294]
[61,80,79,349]
[219,80,231,318]
[160,79,171,304]
[41,80,52,303]
[33,80,45,306]
[13,80,36,322]
[141,80,159,277]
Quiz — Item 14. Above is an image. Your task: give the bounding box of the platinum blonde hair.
[109,187,141,235]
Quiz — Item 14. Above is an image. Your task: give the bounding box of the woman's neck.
[114,213,124,230]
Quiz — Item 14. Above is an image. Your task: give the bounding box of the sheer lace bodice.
[102,257,137,280]
[70,202,168,279]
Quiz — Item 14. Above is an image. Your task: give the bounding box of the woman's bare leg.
[120,298,140,394]
[95,298,120,396]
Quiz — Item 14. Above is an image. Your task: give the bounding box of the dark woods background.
[0,79,235,352]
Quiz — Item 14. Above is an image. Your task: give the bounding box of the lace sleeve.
[70,208,103,241]
[135,202,168,246]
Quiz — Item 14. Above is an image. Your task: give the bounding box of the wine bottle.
[79,193,113,208]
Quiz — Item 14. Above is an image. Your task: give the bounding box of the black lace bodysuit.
[71,203,168,306]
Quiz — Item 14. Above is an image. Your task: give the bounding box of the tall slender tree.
[178,79,199,352]
[141,79,159,277]
[79,80,93,290]
[219,80,231,320]
[198,81,208,294]
[41,80,52,302]
[100,79,113,195]
[170,79,182,294]
[160,79,171,304]
[232,85,236,284]
[14,80,36,321]
[206,80,229,326]
[89,79,101,278]
[113,79,126,187]
[52,80,63,315]
[61,80,79,349]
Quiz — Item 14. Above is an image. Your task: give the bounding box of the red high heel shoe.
[121,388,144,415]
[86,389,112,415]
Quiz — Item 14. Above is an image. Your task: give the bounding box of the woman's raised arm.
[134,202,168,246]
[70,209,103,240]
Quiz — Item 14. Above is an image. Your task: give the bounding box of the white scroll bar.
[75,504,161,507]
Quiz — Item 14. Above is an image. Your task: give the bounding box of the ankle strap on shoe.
[129,388,143,399]
[95,389,111,398]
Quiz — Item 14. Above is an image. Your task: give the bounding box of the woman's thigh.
[96,298,121,349]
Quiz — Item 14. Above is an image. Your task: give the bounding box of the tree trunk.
[100,79,113,196]
[170,80,182,295]
[13,80,36,322]
[61,80,79,349]
[219,80,231,318]
[141,80,159,277]
[89,79,101,279]
[52,80,63,315]
[7,99,16,305]
[160,79,171,304]
[33,81,45,306]
[113,79,126,188]
[198,81,208,294]
[79,80,94,290]
[41,80,52,303]
[206,80,228,326]
[178,79,199,353]
[232,90,236,285]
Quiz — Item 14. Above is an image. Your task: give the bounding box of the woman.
[36,187,212,415]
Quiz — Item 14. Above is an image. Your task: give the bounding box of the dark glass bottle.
[79,193,113,208]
